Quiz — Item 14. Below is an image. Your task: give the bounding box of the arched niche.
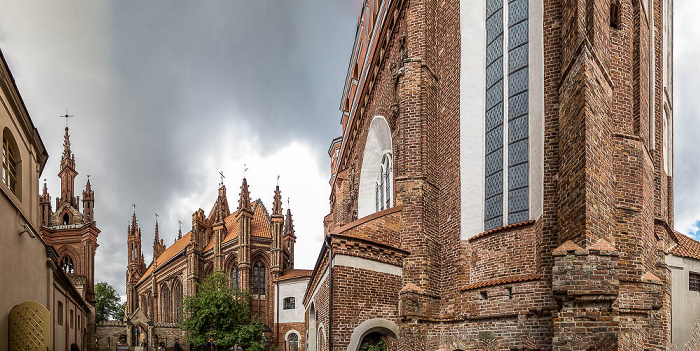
[347,318,399,351]
[358,116,393,218]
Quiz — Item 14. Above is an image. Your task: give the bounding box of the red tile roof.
[275,269,312,282]
[671,233,700,261]
[137,231,191,285]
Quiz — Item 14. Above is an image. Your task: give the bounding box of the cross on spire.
[155,213,159,221]
[219,171,225,186]
[277,174,280,186]
[132,203,137,213]
[243,164,248,178]
[59,110,74,128]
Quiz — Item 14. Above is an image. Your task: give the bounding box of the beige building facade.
[0,49,91,351]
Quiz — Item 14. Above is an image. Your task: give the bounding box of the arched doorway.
[347,319,399,351]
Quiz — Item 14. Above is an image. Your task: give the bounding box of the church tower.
[40,126,100,303]
[125,211,145,317]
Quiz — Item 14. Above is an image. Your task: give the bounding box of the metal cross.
[132,203,137,213]
[243,164,248,178]
[277,174,280,186]
[178,220,183,232]
[155,213,159,221]
[59,110,74,128]
[219,171,225,185]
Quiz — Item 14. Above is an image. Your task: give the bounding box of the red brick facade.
[305,0,676,349]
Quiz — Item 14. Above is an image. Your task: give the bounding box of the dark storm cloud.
[0,0,358,297]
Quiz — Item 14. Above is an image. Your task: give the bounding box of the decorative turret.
[82,176,95,224]
[153,216,166,259]
[238,178,251,211]
[39,180,52,227]
[270,185,284,278]
[283,207,296,268]
[58,127,78,208]
[212,183,229,270]
[236,177,253,290]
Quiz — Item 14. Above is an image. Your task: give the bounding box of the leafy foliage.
[94,282,124,323]
[180,270,267,349]
[114,302,125,321]
[361,340,387,351]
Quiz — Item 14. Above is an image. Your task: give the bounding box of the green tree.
[181,270,267,350]
[94,282,124,323]
[113,302,125,321]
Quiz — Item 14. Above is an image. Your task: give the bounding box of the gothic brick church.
[302,0,682,350]
[118,179,304,347]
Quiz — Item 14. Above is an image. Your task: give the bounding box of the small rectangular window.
[57,301,64,326]
[284,297,295,310]
[690,272,700,292]
[70,309,74,329]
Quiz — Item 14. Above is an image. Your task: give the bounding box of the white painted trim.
[529,0,545,221]
[285,329,301,342]
[347,318,399,351]
[460,0,487,239]
[333,254,403,276]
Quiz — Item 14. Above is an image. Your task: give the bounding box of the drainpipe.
[325,236,333,351]
[276,281,280,348]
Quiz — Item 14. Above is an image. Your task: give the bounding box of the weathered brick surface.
[308,0,674,349]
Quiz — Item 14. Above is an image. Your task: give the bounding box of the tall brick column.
[237,178,253,291]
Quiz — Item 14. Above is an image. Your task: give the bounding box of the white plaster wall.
[275,279,309,324]
[333,254,402,276]
[358,116,392,219]
[459,0,486,239]
[666,254,700,349]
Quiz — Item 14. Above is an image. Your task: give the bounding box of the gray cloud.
[0,0,357,297]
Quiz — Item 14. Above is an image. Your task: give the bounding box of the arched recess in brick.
[307,302,317,350]
[347,318,399,351]
[358,116,393,218]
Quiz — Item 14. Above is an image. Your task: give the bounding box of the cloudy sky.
[1,1,700,299]
[0,0,360,298]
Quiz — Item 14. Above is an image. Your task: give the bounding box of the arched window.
[172,280,183,323]
[252,261,266,296]
[63,213,70,225]
[358,116,393,218]
[375,153,393,212]
[60,256,75,274]
[286,332,300,351]
[2,128,20,197]
[160,285,170,323]
[231,265,239,290]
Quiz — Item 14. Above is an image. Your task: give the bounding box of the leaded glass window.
[485,0,530,230]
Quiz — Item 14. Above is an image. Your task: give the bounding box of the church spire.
[238,178,251,211]
[284,207,296,238]
[153,214,165,259]
[58,126,78,207]
[273,185,283,216]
